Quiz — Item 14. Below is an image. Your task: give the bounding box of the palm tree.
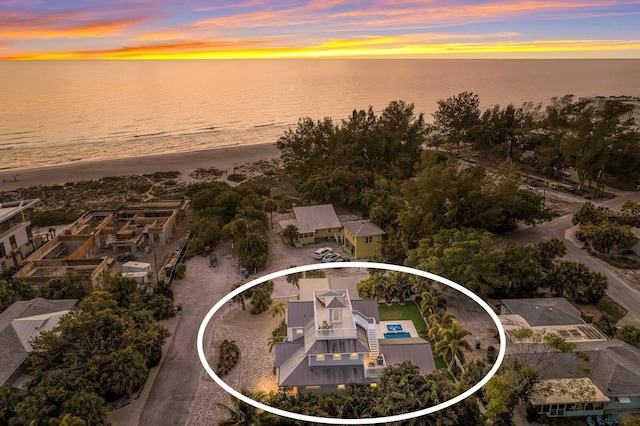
[427,312,456,343]
[435,321,472,371]
[217,388,272,425]
[269,302,285,327]
[286,266,303,289]
[282,224,299,246]
[231,282,246,310]
[420,289,447,316]
[262,199,278,229]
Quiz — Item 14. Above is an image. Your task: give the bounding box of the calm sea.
[1,59,639,171]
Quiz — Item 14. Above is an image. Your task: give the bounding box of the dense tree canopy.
[277,101,428,210]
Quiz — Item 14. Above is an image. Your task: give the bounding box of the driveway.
[505,189,640,327]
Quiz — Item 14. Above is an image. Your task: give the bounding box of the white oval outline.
[197,262,506,425]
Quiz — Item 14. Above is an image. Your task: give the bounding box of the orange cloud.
[331,1,637,28]
[0,17,150,40]
[0,37,281,60]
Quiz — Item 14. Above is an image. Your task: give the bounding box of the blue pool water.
[383,332,411,339]
[386,324,403,331]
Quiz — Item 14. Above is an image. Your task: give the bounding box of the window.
[333,354,341,360]
[365,236,373,244]
[370,383,378,388]
[337,384,345,390]
[350,353,358,360]
[9,235,17,250]
[305,386,321,390]
[316,355,325,361]
[330,308,342,323]
[0,243,5,258]
[295,328,303,335]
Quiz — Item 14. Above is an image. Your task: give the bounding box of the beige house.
[342,220,385,259]
[279,204,342,245]
[0,199,40,273]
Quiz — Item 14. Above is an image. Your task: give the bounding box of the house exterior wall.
[308,354,363,367]
[0,223,32,272]
[343,228,383,259]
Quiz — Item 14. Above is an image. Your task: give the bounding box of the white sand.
[0,143,281,191]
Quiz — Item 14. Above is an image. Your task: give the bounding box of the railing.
[316,326,357,339]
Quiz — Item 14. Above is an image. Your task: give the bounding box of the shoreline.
[0,142,281,192]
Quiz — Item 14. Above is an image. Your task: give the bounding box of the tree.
[40,273,91,300]
[406,228,507,298]
[616,325,640,348]
[249,281,274,315]
[282,224,299,246]
[576,222,637,254]
[175,263,187,279]
[217,388,273,426]
[285,266,303,290]
[430,91,481,153]
[434,321,473,371]
[231,282,246,310]
[427,312,456,343]
[262,198,278,229]
[419,289,447,316]
[482,375,516,425]
[543,261,608,304]
[269,302,285,327]
[0,278,35,313]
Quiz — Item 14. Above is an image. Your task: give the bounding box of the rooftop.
[342,220,386,238]
[502,298,585,327]
[293,204,341,234]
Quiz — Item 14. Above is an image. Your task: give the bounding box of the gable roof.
[342,220,386,238]
[502,298,584,327]
[0,298,77,386]
[293,204,341,233]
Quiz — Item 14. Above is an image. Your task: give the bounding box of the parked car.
[313,247,333,260]
[322,253,342,263]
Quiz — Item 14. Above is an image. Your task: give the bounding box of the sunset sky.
[1,0,639,60]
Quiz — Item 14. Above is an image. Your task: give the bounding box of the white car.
[322,253,342,263]
[313,247,333,260]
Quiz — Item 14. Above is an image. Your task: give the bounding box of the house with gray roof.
[499,297,640,418]
[275,284,435,393]
[0,297,77,388]
[278,204,342,245]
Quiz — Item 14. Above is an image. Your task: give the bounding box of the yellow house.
[278,204,342,245]
[342,220,385,259]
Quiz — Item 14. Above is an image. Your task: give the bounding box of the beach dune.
[0,143,281,191]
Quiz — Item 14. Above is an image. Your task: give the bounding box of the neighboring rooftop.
[293,204,341,234]
[501,298,585,327]
[342,220,386,238]
[0,298,77,387]
[0,199,39,223]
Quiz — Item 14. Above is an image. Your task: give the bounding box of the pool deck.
[377,320,418,339]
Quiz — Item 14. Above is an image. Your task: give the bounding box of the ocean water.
[1,59,639,171]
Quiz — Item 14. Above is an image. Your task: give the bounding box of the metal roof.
[293,204,341,234]
[287,302,313,328]
[0,298,77,386]
[342,220,386,238]
[380,339,436,376]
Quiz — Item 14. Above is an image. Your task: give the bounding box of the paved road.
[138,255,228,426]
[505,190,640,327]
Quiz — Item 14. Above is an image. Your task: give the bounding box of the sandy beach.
[0,143,281,191]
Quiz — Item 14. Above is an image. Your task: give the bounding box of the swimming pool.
[383,332,411,339]
[386,324,403,331]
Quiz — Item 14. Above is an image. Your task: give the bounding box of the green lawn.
[377,301,428,334]
[433,356,447,370]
